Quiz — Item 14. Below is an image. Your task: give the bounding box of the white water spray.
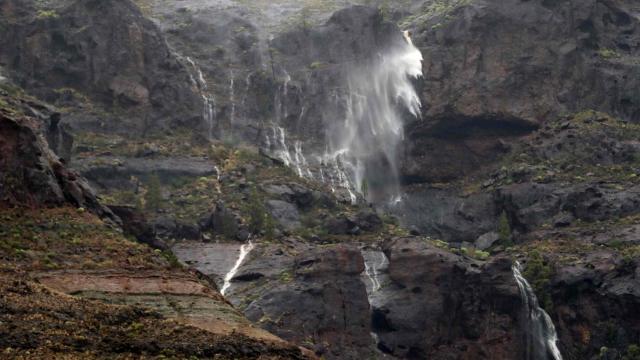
[220,241,255,296]
[325,31,423,203]
[512,261,563,360]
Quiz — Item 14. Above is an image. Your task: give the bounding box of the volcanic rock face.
[0,0,201,132]
[179,240,374,359]
[0,90,116,221]
[392,111,640,358]
[2,0,640,359]
[376,237,523,359]
[0,89,311,359]
[173,236,538,360]
[414,0,640,123]
[402,0,640,182]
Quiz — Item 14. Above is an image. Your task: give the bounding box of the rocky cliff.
[1,0,640,359]
[0,84,310,359]
[0,0,202,134]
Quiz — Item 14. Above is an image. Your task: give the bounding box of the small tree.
[497,210,512,245]
[145,173,162,211]
[523,250,554,311]
[360,179,369,200]
[624,345,640,360]
[246,187,274,239]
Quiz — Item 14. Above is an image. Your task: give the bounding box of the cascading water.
[512,261,563,360]
[264,72,313,179]
[220,241,255,296]
[203,96,216,141]
[325,31,423,203]
[361,249,391,355]
[362,250,389,297]
[229,69,236,126]
[186,57,216,141]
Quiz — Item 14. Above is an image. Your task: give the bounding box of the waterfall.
[512,261,563,360]
[241,73,252,112]
[203,95,216,141]
[263,72,313,180]
[325,30,423,203]
[361,249,391,356]
[361,249,389,302]
[220,241,255,296]
[186,57,216,141]
[229,69,236,126]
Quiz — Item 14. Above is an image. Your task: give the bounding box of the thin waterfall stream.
[186,57,216,141]
[220,241,255,296]
[361,248,391,354]
[513,261,563,360]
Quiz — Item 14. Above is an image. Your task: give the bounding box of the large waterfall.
[262,30,423,205]
[512,261,563,360]
[325,31,423,203]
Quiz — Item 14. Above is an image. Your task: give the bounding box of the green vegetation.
[160,250,182,269]
[309,61,327,70]
[400,0,471,28]
[36,9,59,19]
[360,179,369,200]
[279,269,294,283]
[497,211,513,246]
[470,111,640,195]
[460,247,490,260]
[624,345,640,360]
[522,250,554,311]
[144,173,163,211]
[245,187,276,238]
[0,207,171,272]
[598,48,621,60]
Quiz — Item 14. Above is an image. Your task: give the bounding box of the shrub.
[497,210,512,246]
[624,345,640,360]
[360,179,369,199]
[36,10,59,19]
[245,188,275,239]
[523,250,554,311]
[145,173,162,211]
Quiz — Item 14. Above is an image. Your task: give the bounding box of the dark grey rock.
[266,200,301,231]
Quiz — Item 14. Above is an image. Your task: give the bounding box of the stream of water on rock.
[264,71,314,179]
[229,69,236,127]
[186,57,216,141]
[512,261,563,360]
[361,249,391,354]
[220,241,255,296]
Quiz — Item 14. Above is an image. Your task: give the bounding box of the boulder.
[475,231,500,250]
[266,200,301,231]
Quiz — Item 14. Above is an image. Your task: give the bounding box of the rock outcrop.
[376,237,523,359]
[0,89,116,222]
[175,240,376,359]
[0,0,202,132]
[402,0,640,182]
